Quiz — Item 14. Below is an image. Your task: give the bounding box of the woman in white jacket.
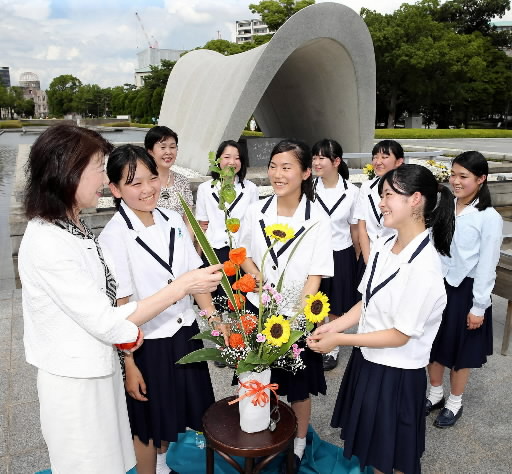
[18,124,222,474]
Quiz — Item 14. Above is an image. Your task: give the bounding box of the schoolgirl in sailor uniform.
[312,139,360,370]
[427,151,503,429]
[353,140,404,290]
[309,164,455,474]
[195,140,259,301]
[238,139,334,467]
[99,145,218,474]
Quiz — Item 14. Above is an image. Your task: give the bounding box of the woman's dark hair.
[372,139,404,160]
[24,124,113,221]
[269,139,314,201]
[211,140,248,181]
[451,151,491,211]
[106,144,159,209]
[378,164,455,256]
[144,126,178,151]
[311,138,349,179]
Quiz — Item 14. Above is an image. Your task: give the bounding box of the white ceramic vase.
[237,368,271,433]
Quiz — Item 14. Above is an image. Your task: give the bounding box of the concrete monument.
[159,2,376,174]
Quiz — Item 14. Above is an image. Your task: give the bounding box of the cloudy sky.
[1,0,511,90]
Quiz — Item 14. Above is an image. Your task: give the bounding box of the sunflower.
[304,292,330,323]
[264,224,295,243]
[262,315,291,346]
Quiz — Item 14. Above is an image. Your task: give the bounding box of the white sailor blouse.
[195,177,259,249]
[239,194,334,315]
[353,176,396,245]
[313,176,359,251]
[99,201,203,339]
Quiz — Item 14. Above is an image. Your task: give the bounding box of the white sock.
[293,436,306,459]
[445,393,463,415]
[427,384,444,404]
[156,451,169,474]
[327,346,339,358]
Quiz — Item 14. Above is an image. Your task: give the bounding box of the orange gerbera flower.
[229,333,245,349]
[229,247,246,266]
[232,274,256,293]
[240,313,257,334]
[226,218,240,233]
[223,260,238,277]
[228,293,246,311]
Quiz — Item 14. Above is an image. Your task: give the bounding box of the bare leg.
[291,398,311,439]
[427,361,445,386]
[133,436,157,474]
[450,368,470,396]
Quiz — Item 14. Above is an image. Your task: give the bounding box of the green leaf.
[179,195,238,315]
[245,351,267,365]
[221,185,236,204]
[191,330,225,346]
[176,347,224,364]
[235,360,259,376]
[267,330,303,364]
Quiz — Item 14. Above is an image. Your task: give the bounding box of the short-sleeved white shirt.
[357,229,446,369]
[99,201,203,339]
[239,195,334,315]
[313,176,359,251]
[195,177,259,249]
[353,177,396,246]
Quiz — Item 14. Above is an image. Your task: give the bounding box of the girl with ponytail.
[427,151,503,429]
[311,139,360,371]
[308,164,454,474]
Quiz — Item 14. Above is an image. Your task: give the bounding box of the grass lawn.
[375,129,512,139]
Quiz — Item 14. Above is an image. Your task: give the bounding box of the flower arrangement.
[362,163,375,180]
[422,159,450,182]
[177,153,330,376]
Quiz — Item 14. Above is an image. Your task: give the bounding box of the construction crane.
[135,12,158,49]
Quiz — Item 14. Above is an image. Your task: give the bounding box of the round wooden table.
[202,396,297,473]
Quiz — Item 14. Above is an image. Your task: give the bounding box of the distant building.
[492,20,512,56]
[19,72,48,118]
[0,67,10,87]
[134,47,186,88]
[235,19,273,44]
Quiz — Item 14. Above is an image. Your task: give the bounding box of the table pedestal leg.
[206,445,215,474]
[244,457,254,473]
[286,440,295,473]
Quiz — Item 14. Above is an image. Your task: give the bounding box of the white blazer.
[18,218,139,378]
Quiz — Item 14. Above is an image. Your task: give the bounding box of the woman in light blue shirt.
[427,151,503,429]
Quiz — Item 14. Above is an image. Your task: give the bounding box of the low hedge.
[0,120,22,129]
[375,129,512,139]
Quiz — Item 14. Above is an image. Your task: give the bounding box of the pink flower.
[263,283,272,291]
[273,292,283,304]
[256,333,266,343]
[261,293,271,305]
[211,330,220,337]
[292,343,304,359]
[199,310,208,317]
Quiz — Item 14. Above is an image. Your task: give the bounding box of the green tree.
[435,0,512,47]
[249,0,315,31]
[47,74,82,116]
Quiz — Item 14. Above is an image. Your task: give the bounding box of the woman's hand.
[173,264,223,298]
[124,359,148,401]
[198,220,209,232]
[467,312,484,330]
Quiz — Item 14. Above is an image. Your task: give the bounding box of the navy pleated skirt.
[241,299,327,403]
[332,348,426,474]
[320,246,358,316]
[430,277,493,370]
[126,321,215,448]
[354,255,366,302]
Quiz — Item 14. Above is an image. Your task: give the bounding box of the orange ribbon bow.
[228,379,279,407]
